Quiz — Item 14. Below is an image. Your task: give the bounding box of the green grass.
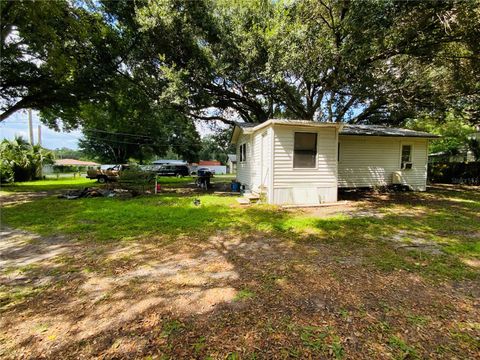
[1,178,97,192]
[1,181,479,280]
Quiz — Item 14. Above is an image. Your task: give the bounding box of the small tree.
[0,137,54,182]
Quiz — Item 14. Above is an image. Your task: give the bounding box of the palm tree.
[0,136,54,182]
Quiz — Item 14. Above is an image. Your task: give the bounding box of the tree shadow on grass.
[2,224,479,359]
[1,186,479,358]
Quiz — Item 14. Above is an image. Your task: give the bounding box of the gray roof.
[235,122,258,128]
[227,154,237,162]
[235,121,438,138]
[340,125,439,138]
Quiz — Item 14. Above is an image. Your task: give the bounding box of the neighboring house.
[231,119,438,205]
[43,159,100,174]
[152,159,188,165]
[227,154,237,174]
[429,130,480,164]
[198,160,227,175]
[429,151,477,163]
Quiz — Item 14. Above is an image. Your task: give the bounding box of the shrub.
[428,162,480,185]
[117,167,156,194]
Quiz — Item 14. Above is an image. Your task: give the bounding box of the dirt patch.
[387,229,445,255]
[0,227,80,268]
[0,191,54,206]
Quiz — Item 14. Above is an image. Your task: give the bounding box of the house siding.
[338,136,428,190]
[236,133,252,188]
[272,125,338,204]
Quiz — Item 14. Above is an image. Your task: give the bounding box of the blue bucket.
[231,181,240,192]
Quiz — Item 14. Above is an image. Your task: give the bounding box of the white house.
[231,119,438,205]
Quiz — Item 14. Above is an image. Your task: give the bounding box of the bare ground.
[0,187,479,359]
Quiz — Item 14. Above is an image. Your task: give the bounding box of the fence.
[428,162,480,185]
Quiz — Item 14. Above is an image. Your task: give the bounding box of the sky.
[0,111,83,150]
[0,110,220,151]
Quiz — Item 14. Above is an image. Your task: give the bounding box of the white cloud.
[0,110,82,149]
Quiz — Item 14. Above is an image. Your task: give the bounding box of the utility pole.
[28,109,34,145]
[37,125,42,146]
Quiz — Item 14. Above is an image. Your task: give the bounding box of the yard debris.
[58,187,116,199]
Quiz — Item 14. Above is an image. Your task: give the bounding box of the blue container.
[231,181,240,192]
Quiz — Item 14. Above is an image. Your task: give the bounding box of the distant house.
[198,160,227,175]
[429,129,480,164]
[231,119,438,205]
[152,159,187,165]
[227,154,237,174]
[43,158,100,174]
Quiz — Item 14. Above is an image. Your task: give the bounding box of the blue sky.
[0,111,82,150]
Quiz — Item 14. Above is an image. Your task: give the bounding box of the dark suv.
[157,165,190,177]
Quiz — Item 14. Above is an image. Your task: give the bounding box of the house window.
[239,143,247,162]
[293,132,317,168]
[401,144,413,169]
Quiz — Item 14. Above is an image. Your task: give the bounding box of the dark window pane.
[401,145,411,163]
[294,133,317,151]
[294,132,317,168]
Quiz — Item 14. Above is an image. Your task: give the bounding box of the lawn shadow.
[1,185,479,358]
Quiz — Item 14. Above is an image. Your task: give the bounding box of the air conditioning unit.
[401,162,413,170]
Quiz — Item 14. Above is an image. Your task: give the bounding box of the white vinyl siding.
[338,136,428,191]
[272,125,338,204]
[236,134,252,187]
[273,126,337,186]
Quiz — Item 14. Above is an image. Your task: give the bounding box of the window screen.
[401,145,412,169]
[401,145,412,163]
[294,132,317,168]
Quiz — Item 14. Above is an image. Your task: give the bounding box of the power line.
[82,128,154,139]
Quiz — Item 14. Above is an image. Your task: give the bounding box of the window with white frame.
[401,144,413,169]
[239,143,247,162]
[293,132,317,168]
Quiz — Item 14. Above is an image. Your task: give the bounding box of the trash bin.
[231,181,240,192]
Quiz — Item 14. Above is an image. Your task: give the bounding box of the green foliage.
[466,138,480,161]
[2,0,479,147]
[234,289,255,301]
[405,111,477,155]
[117,167,156,194]
[0,0,120,122]
[130,0,480,124]
[161,320,185,337]
[0,137,53,182]
[52,148,86,161]
[76,79,201,163]
[388,335,419,360]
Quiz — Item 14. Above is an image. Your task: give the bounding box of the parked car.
[86,164,129,183]
[195,167,216,175]
[156,164,190,177]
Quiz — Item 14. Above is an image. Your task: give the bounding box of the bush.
[0,137,54,182]
[0,161,14,183]
[428,162,480,185]
[117,167,156,194]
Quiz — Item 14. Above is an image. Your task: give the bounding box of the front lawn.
[0,181,479,359]
[0,177,97,193]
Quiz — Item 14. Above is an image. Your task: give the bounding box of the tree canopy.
[1,0,479,138]
[0,0,121,122]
